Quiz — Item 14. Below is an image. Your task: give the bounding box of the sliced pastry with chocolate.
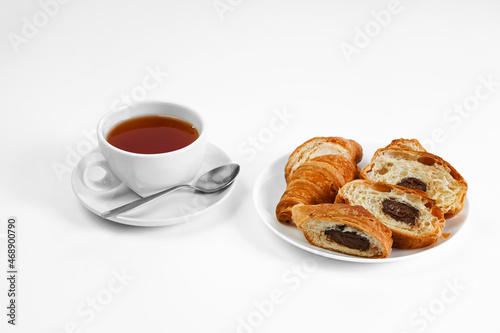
[292,203,393,258]
[360,147,467,218]
[276,155,358,224]
[284,137,363,182]
[335,180,446,249]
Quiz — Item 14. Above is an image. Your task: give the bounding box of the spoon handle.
[101,184,191,219]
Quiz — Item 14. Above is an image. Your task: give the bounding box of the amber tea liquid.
[106,115,199,154]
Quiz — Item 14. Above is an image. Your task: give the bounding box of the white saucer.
[72,143,236,227]
[253,147,469,263]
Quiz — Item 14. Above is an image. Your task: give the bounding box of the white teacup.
[78,101,207,197]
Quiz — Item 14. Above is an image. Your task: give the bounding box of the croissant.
[385,138,427,152]
[360,147,467,218]
[292,203,393,258]
[276,154,358,224]
[336,180,445,249]
[284,137,362,183]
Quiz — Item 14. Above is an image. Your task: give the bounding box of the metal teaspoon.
[100,163,240,219]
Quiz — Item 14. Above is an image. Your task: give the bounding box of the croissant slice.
[292,204,393,258]
[360,148,467,218]
[385,138,427,152]
[336,180,445,249]
[276,155,358,224]
[285,137,363,182]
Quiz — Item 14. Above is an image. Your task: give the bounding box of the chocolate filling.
[324,225,370,251]
[397,177,427,192]
[382,199,419,225]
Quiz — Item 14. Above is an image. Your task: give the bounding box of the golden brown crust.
[292,203,393,258]
[284,137,363,182]
[335,179,446,249]
[276,155,358,224]
[386,138,427,152]
[360,148,467,219]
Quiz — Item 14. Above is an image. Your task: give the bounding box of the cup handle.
[77,152,122,192]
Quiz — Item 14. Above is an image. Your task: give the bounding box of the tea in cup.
[78,101,207,197]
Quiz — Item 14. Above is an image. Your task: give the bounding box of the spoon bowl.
[194,163,240,193]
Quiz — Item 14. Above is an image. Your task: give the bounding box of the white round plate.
[253,147,469,263]
[72,143,236,227]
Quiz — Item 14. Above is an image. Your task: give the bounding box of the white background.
[1,0,500,332]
